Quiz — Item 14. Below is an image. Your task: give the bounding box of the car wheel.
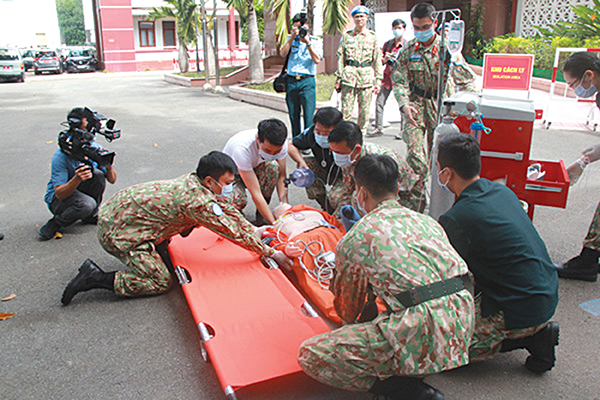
[19,74,24,82]
[34,70,40,75]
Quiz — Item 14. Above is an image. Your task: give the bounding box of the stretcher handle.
[175,265,191,285]
[198,322,214,362]
[301,301,319,318]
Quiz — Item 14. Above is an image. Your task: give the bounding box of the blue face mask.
[259,148,280,162]
[219,182,234,198]
[575,81,598,98]
[436,168,452,193]
[314,133,330,149]
[414,27,434,43]
[393,28,404,39]
[332,151,353,168]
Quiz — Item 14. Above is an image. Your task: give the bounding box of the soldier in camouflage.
[327,121,425,216]
[298,154,474,399]
[61,152,295,305]
[335,5,382,135]
[392,3,475,181]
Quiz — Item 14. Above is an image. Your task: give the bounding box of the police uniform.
[336,28,382,135]
[392,35,476,180]
[327,142,425,216]
[97,173,274,297]
[298,199,474,391]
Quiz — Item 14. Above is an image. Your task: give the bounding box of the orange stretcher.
[168,226,330,400]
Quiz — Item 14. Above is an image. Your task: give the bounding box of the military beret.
[351,5,370,16]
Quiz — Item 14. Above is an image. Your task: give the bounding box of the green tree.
[322,0,351,35]
[56,0,85,45]
[242,2,264,43]
[148,0,198,73]
[227,0,264,83]
[535,0,600,37]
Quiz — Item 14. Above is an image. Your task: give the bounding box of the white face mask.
[353,187,367,215]
[393,29,404,39]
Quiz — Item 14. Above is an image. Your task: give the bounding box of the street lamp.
[197,0,212,90]
[194,3,200,74]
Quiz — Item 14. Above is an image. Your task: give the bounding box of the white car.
[0,47,25,82]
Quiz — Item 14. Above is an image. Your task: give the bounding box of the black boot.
[555,247,600,282]
[61,259,115,305]
[525,321,560,373]
[369,376,444,400]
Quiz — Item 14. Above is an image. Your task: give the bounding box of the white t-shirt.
[223,129,288,171]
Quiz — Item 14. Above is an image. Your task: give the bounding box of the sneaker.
[366,129,384,138]
[38,218,60,241]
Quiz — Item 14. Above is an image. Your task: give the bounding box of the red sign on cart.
[482,54,534,91]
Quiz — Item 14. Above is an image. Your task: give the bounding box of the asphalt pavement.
[1,71,599,400]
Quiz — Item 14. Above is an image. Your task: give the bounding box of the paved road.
[1,72,599,400]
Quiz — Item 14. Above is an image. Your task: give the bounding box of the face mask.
[216,181,234,198]
[436,168,452,193]
[314,133,330,149]
[259,148,279,162]
[353,188,367,216]
[393,29,404,39]
[333,151,353,168]
[414,27,434,43]
[574,74,598,98]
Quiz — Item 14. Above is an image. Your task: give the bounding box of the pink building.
[92,0,247,72]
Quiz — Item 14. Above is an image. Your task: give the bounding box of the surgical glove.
[582,143,600,163]
[340,205,360,232]
[272,250,293,271]
[567,157,589,186]
[254,225,272,238]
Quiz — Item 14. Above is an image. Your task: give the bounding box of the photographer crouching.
[39,107,118,240]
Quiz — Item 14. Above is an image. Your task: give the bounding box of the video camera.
[58,107,121,168]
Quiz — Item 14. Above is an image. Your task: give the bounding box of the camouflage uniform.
[469,295,547,361]
[298,199,474,391]
[230,161,279,211]
[336,29,383,135]
[327,142,425,216]
[304,155,343,205]
[97,173,274,297]
[392,35,476,180]
[583,201,600,251]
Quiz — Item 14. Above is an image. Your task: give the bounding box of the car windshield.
[69,49,92,57]
[22,50,33,57]
[36,51,57,58]
[0,49,20,61]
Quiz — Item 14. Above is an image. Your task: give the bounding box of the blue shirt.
[44,146,104,204]
[286,36,322,76]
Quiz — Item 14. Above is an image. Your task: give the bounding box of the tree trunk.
[247,0,264,83]
[307,0,314,32]
[206,29,216,78]
[178,43,189,73]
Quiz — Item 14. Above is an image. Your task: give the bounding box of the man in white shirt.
[223,118,289,225]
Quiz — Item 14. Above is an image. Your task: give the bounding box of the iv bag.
[448,20,464,55]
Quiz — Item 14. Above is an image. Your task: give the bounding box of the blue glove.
[340,205,360,232]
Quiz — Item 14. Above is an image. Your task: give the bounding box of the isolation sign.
[482,54,535,91]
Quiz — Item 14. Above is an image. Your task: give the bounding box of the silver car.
[34,49,63,75]
[0,47,25,82]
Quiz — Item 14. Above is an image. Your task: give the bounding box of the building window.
[139,21,155,47]
[163,21,176,47]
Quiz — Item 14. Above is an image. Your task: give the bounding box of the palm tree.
[227,0,264,83]
[322,0,351,35]
[148,0,198,73]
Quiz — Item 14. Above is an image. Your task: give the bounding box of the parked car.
[0,47,25,82]
[21,49,36,71]
[34,49,62,75]
[63,47,98,73]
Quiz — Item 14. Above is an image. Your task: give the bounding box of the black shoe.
[394,134,403,140]
[369,376,444,400]
[555,247,600,282]
[61,259,114,305]
[38,218,60,241]
[0,232,4,240]
[525,321,560,373]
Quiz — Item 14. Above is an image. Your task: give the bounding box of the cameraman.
[280,11,322,138]
[369,19,406,138]
[39,107,117,240]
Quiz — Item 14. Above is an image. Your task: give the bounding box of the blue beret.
[351,5,370,16]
